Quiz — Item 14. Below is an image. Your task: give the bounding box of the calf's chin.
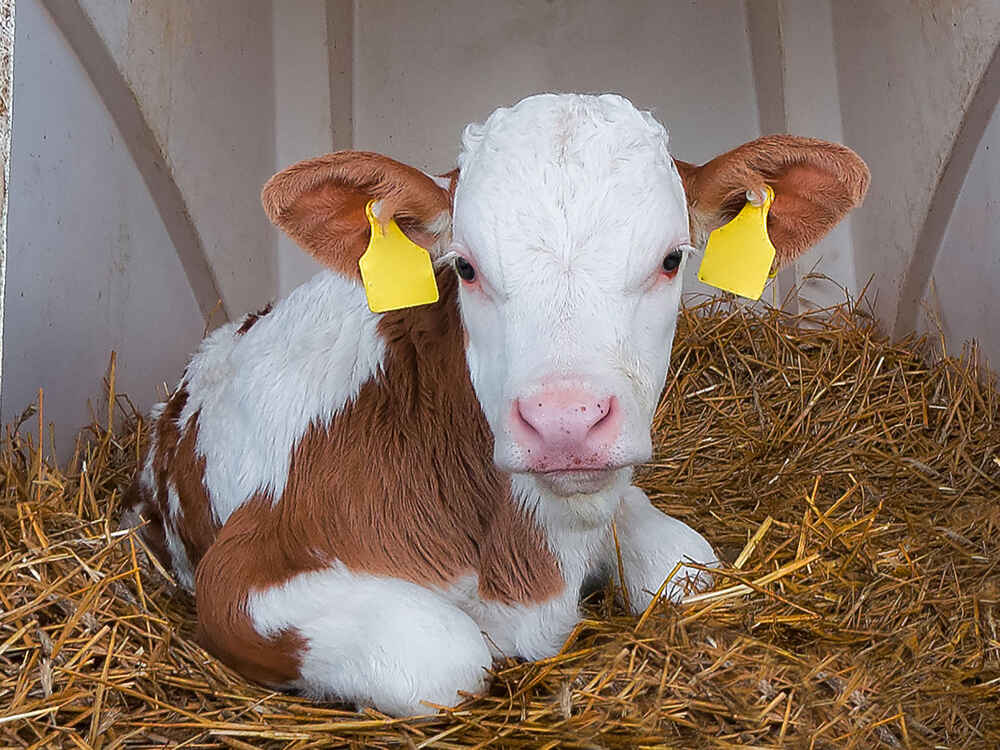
[532,468,629,497]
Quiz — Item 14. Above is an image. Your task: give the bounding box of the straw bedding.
[2,299,998,749]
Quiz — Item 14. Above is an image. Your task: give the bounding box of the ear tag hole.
[697,184,777,301]
[358,200,440,313]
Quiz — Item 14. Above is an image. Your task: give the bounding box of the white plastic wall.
[2,0,204,454]
[833,1,1000,354]
[3,0,1000,459]
[923,98,1000,369]
[78,0,278,318]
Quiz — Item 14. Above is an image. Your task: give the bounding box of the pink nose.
[511,388,621,471]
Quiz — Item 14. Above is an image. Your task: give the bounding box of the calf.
[125,93,868,715]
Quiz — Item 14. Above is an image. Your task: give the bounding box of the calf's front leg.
[609,485,718,613]
[196,522,492,717]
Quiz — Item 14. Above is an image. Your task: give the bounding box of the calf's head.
[263,93,869,497]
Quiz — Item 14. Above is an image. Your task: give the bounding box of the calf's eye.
[662,249,683,275]
[455,257,477,282]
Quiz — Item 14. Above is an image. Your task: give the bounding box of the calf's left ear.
[262,151,455,279]
[674,135,870,267]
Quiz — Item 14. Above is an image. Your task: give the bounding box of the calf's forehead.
[452,95,689,278]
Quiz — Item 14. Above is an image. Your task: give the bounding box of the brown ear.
[261,151,453,277]
[674,135,870,267]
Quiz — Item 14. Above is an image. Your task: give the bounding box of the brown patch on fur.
[674,135,870,266]
[168,416,219,566]
[261,151,452,278]
[135,388,300,682]
[144,387,220,573]
[122,479,169,568]
[195,496,307,686]
[124,389,188,573]
[237,303,273,335]
[437,168,460,203]
[478,493,564,605]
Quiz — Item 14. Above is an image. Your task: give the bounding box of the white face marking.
[452,94,690,495]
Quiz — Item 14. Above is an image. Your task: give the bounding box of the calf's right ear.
[261,151,455,279]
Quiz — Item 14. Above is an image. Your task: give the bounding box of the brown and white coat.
[125,93,869,716]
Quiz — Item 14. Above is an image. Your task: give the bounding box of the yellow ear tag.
[697,185,777,301]
[358,200,439,313]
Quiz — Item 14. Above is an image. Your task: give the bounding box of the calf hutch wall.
[1,2,1000,748]
[2,0,999,456]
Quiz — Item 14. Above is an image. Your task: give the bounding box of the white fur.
[177,271,386,524]
[164,484,196,590]
[452,94,690,488]
[612,485,718,610]
[249,564,492,716]
[425,210,453,252]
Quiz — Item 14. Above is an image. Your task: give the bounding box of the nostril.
[513,399,542,439]
[588,396,616,435]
